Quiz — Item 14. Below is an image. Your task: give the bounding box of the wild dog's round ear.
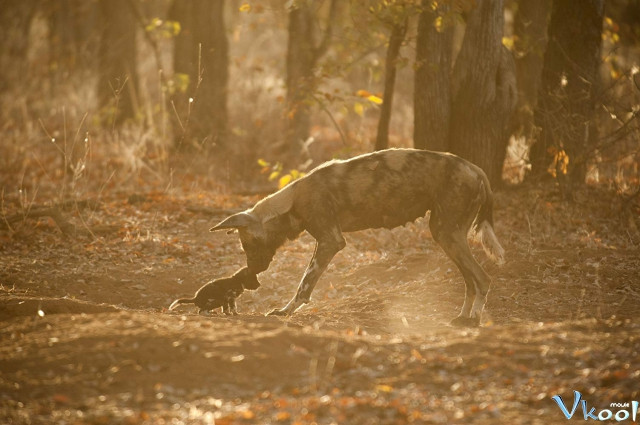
[209,212,258,232]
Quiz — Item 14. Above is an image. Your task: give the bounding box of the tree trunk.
[0,0,38,93]
[98,0,138,126]
[285,3,317,153]
[284,0,338,158]
[413,0,453,151]
[375,18,407,151]
[169,0,229,151]
[531,0,604,188]
[449,0,517,185]
[512,0,551,142]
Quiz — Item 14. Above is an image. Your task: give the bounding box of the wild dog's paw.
[266,308,289,317]
[450,316,480,327]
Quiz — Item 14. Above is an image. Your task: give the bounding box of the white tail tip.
[479,221,505,265]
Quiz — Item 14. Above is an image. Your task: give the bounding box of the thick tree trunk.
[98,0,138,126]
[531,0,604,188]
[512,0,551,142]
[449,0,517,185]
[0,0,38,93]
[413,0,453,151]
[170,0,229,150]
[375,18,407,151]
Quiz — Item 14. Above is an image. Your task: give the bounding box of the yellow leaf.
[257,158,269,167]
[367,95,383,105]
[434,16,443,32]
[171,21,181,36]
[502,36,514,50]
[268,171,280,181]
[547,149,569,178]
[239,3,251,12]
[278,174,292,188]
[354,102,364,117]
[376,384,393,393]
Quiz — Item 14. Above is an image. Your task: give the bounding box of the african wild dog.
[210,148,504,326]
[169,267,260,314]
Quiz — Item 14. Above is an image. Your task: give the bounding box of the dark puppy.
[169,267,259,314]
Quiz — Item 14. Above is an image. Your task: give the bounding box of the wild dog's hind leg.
[430,216,490,327]
[268,226,346,316]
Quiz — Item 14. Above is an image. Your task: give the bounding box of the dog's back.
[289,149,488,233]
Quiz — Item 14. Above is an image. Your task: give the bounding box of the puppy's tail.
[169,298,194,311]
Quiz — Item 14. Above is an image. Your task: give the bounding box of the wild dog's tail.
[476,178,505,265]
[169,298,194,310]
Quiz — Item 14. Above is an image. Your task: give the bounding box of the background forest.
[1,1,640,424]
[1,0,639,192]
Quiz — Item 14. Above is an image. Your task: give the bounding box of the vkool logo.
[552,391,639,421]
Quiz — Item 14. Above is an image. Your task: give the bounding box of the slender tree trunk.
[200,0,229,150]
[375,18,407,151]
[285,3,317,153]
[531,0,604,189]
[169,0,229,151]
[284,0,338,158]
[449,0,517,185]
[98,0,138,126]
[413,0,453,151]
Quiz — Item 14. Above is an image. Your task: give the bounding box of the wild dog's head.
[232,266,261,290]
[210,211,285,274]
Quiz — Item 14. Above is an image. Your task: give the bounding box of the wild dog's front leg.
[223,298,238,315]
[268,233,345,316]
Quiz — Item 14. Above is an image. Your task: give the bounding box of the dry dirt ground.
[1,182,640,424]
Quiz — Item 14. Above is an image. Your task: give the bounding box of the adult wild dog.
[211,148,504,326]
